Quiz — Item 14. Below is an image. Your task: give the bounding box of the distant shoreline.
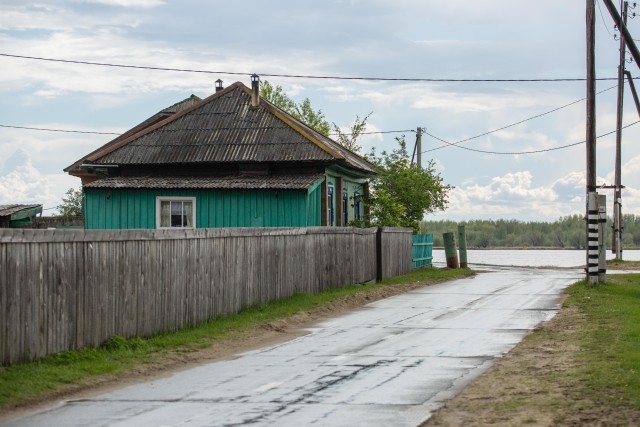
[432,246,640,250]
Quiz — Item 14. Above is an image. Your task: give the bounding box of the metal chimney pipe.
[215,79,224,92]
[251,74,260,107]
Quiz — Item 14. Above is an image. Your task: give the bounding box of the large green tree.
[363,136,449,232]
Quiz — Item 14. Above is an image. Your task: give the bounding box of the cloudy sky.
[1,0,640,222]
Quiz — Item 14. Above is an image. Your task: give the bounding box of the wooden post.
[443,232,459,269]
[416,127,422,168]
[613,1,628,259]
[587,192,600,285]
[599,194,607,283]
[376,227,383,281]
[457,225,468,268]
[586,0,598,283]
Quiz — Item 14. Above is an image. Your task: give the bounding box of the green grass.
[565,274,640,408]
[0,266,473,410]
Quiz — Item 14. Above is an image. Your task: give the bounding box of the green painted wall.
[306,180,323,227]
[84,188,319,229]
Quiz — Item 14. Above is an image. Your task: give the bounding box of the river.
[431,249,640,268]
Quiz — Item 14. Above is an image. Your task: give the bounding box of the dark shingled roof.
[84,174,325,190]
[73,82,374,174]
[64,95,202,174]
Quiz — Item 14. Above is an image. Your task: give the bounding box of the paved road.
[4,267,581,427]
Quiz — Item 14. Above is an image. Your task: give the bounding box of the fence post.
[457,225,468,268]
[443,232,459,269]
[376,227,383,282]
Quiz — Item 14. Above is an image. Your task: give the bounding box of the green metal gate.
[412,234,433,268]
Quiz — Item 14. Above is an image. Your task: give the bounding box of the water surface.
[432,249,640,268]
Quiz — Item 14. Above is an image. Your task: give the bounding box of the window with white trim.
[156,197,196,228]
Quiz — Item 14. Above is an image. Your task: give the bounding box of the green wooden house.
[65,77,374,229]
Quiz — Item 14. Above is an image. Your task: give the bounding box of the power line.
[0,123,413,137]
[597,0,617,37]
[0,52,627,83]
[330,129,415,136]
[0,83,619,139]
[423,84,619,153]
[423,120,640,155]
[0,124,120,135]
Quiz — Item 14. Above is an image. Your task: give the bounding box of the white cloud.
[437,170,587,221]
[81,0,164,7]
[0,159,78,210]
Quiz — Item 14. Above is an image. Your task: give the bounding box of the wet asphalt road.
[4,266,581,427]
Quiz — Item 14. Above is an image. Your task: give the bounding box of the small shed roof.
[83,174,325,190]
[0,204,43,218]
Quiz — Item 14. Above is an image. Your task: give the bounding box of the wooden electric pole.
[586,0,599,284]
[603,0,640,66]
[416,127,422,168]
[613,1,629,260]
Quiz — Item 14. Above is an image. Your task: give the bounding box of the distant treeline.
[421,214,640,249]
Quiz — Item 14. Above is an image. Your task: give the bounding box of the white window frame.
[156,197,196,229]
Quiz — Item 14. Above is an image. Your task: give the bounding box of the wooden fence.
[0,226,412,365]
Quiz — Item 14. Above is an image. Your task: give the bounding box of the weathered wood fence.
[0,226,411,365]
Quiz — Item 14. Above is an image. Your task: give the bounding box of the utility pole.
[603,0,640,66]
[416,127,422,168]
[586,0,599,285]
[613,1,629,260]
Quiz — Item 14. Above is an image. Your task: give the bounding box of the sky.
[1,0,640,222]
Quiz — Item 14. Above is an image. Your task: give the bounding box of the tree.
[59,187,83,217]
[260,80,331,136]
[362,136,449,232]
[331,113,372,154]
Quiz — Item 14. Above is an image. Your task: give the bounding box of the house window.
[327,183,335,226]
[156,197,196,228]
[354,191,362,220]
[343,191,349,225]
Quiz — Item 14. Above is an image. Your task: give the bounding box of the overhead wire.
[0,84,626,156]
[0,52,628,82]
[422,84,619,153]
[598,0,618,38]
[0,123,414,137]
[0,124,120,135]
[423,120,640,155]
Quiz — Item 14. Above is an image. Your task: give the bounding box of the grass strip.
[565,273,640,409]
[0,266,472,410]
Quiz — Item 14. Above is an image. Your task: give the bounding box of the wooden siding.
[0,227,411,364]
[84,188,312,229]
[377,227,413,280]
[306,180,323,226]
